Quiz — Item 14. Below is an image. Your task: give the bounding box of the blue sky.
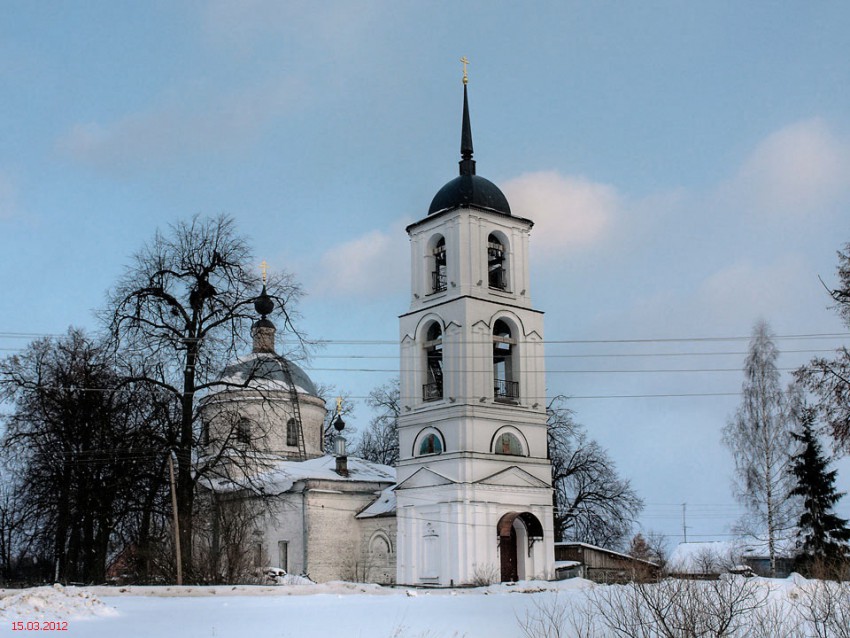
[2,1,850,544]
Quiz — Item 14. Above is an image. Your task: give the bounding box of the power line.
[0,383,744,400]
[0,330,847,346]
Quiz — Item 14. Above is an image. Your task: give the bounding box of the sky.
[2,1,850,546]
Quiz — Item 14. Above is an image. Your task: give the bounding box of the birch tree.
[723,320,798,576]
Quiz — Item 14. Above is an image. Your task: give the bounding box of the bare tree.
[797,243,850,453]
[794,580,850,638]
[0,469,37,584]
[723,320,798,577]
[193,491,275,584]
[105,214,303,580]
[316,384,356,453]
[0,328,164,583]
[629,530,668,570]
[548,396,644,548]
[355,379,400,466]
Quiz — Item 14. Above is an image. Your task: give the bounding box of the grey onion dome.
[219,354,319,397]
[428,83,511,217]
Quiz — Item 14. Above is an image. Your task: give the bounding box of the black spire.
[459,84,476,176]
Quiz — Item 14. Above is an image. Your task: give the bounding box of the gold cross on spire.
[260,259,268,284]
[460,56,470,85]
[336,396,343,413]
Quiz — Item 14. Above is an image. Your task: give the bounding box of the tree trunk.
[177,342,198,581]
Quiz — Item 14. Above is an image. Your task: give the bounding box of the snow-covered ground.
[0,580,587,637]
[0,576,843,638]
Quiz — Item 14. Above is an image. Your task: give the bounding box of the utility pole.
[168,453,183,585]
[682,502,688,543]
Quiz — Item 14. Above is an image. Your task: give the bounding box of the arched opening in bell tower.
[430,235,447,293]
[493,319,519,402]
[423,322,444,402]
[487,233,508,291]
[497,511,544,582]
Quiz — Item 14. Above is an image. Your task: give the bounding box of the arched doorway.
[497,511,544,582]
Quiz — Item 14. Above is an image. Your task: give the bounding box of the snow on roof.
[555,542,659,567]
[669,537,797,574]
[737,535,797,559]
[208,455,396,494]
[356,486,396,519]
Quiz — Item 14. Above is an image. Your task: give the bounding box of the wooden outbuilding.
[554,542,660,583]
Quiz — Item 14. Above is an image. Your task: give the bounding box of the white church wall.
[302,481,393,583]
[202,391,326,461]
[357,518,397,585]
[396,481,554,586]
[256,490,308,575]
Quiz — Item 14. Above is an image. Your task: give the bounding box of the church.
[205,71,555,586]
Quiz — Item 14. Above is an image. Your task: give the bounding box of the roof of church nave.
[427,82,512,218]
[206,454,396,497]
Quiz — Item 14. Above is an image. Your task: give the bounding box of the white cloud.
[310,223,410,299]
[696,257,809,325]
[502,171,619,256]
[57,79,308,171]
[625,256,812,339]
[728,118,850,217]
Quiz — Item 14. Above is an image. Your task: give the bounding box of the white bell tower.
[395,75,554,585]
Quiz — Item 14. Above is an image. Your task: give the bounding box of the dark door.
[499,526,518,582]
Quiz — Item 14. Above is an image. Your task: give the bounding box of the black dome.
[254,286,274,317]
[428,174,511,216]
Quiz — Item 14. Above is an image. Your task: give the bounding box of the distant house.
[554,542,660,583]
[668,540,796,579]
[668,541,741,579]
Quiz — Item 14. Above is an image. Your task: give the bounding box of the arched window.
[432,236,447,293]
[493,319,519,402]
[488,234,507,290]
[423,322,443,401]
[236,418,252,445]
[369,531,393,558]
[418,433,443,456]
[286,418,299,447]
[495,432,524,456]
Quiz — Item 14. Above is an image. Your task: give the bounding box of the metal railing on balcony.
[494,378,519,402]
[423,381,443,402]
[432,270,447,293]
